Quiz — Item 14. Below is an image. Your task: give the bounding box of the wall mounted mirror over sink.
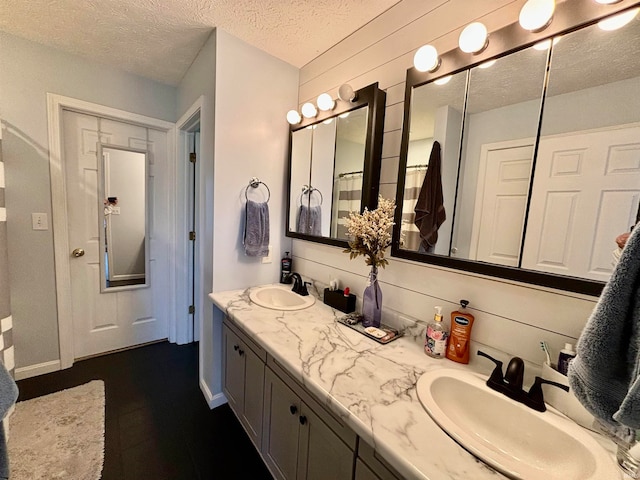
[392,2,640,296]
[97,143,150,291]
[287,82,386,248]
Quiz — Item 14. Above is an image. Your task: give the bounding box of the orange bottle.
[446,300,475,364]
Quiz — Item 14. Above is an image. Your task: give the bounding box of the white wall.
[292,0,601,371]
[0,32,176,370]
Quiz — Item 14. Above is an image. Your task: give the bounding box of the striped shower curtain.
[400,167,427,251]
[333,173,363,239]
[0,123,14,377]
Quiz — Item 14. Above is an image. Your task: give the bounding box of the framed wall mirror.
[392,3,640,296]
[286,82,386,247]
[97,143,150,291]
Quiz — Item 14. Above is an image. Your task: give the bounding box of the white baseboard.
[15,359,61,380]
[199,377,227,409]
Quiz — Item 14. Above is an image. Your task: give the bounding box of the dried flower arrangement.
[343,196,396,268]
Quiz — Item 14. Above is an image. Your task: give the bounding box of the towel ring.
[245,177,270,202]
[299,185,323,206]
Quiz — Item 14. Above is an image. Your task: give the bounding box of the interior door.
[63,110,168,359]
[522,125,640,281]
[469,143,533,266]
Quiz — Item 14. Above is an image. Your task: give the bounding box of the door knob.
[72,248,85,257]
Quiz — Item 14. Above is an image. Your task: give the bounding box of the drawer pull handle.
[289,405,297,415]
[238,349,244,356]
[299,415,307,425]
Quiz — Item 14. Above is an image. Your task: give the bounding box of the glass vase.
[362,266,382,328]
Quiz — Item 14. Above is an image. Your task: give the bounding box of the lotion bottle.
[446,300,475,364]
[557,343,576,375]
[280,252,292,284]
[425,306,449,358]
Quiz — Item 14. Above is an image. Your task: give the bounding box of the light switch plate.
[261,245,273,264]
[32,213,48,230]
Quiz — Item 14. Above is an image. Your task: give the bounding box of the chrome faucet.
[478,350,569,412]
[286,273,310,296]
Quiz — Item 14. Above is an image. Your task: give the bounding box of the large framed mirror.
[97,143,150,291]
[392,3,640,296]
[286,82,386,247]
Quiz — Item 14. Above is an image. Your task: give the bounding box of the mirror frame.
[97,143,151,292]
[391,1,639,297]
[286,82,386,248]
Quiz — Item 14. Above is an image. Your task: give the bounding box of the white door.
[63,110,169,359]
[470,142,533,266]
[522,125,640,281]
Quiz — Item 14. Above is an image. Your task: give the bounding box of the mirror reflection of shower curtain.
[333,172,363,239]
[401,167,427,250]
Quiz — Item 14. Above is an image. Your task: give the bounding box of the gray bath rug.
[7,380,105,480]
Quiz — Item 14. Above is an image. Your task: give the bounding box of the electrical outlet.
[261,245,273,264]
[32,213,48,230]
[111,206,121,215]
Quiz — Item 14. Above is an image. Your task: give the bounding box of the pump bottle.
[425,306,449,358]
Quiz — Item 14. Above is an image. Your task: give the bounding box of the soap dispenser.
[280,252,292,284]
[425,306,449,359]
[446,300,475,364]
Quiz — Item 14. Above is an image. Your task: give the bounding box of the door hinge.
[189,231,196,241]
[189,152,196,163]
[189,305,195,314]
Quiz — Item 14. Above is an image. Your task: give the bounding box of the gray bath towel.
[0,361,18,480]
[568,225,640,443]
[244,200,270,257]
[297,205,322,236]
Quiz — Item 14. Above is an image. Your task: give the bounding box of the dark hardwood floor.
[16,341,273,480]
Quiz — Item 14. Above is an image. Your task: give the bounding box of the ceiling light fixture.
[519,0,556,32]
[286,110,302,125]
[598,8,639,30]
[434,75,452,86]
[317,93,336,111]
[413,45,441,72]
[459,22,489,54]
[338,84,357,102]
[301,102,318,119]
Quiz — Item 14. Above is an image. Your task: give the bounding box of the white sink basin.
[249,285,315,311]
[416,369,620,480]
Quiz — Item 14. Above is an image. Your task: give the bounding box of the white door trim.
[47,93,177,369]
[175,96,204,345]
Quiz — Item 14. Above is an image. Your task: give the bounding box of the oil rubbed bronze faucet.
[286,273,310,296]
[478,350,569,412]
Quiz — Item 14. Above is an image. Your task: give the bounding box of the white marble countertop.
[210,284,509,480]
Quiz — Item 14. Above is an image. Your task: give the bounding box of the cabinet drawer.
[357,441,402,480]
[267,356,357,450]
[224,316,267,362]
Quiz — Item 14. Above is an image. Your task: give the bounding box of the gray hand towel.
[0,361,18,480]
[244,200,270,257]
[568,225,640,443]
[414,141,446,251]
[297,205,322,236]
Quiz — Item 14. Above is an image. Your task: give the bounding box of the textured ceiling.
[0,0,401,86]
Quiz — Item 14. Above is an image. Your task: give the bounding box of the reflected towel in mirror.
[414,141,446,251]
[244,200,270,257]
[297,205,322,236]
[569,225,640,443]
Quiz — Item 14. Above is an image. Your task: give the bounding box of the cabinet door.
[242,346,265,448]
[297,405,354,480]
[263,369,302,480]
[354,459,381,480]
[223,324,245,414]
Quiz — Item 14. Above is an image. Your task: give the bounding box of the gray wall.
[0,31,176,370]
[0,129,15,376]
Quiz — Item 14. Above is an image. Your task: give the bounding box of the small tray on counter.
[337,316,402,345]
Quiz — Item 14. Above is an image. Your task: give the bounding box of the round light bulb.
[519,0,555,32]
[413,45,440,72]
[301,102,318,119]
[479,59,496,69]
[286,110,301,125]
[434,75,452,86]
[339,112,350,119]
[595,0,622,4]
[316,93,335,111]
[338,84,356,102]
[459,22,489,53]
[598,8,639,31]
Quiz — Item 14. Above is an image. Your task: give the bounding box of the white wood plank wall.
[292,0,600,370]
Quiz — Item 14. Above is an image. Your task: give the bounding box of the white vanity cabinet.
[222,319,267,449]
[262,359,357,480]
[355,441,402,480]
